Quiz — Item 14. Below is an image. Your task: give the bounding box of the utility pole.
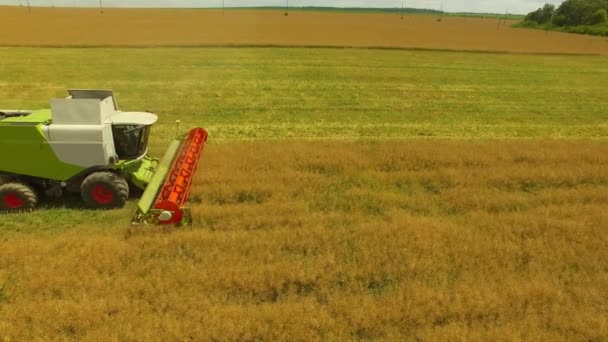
[437,3,444,22]
[26,0,31,13]
[223,0,225,16]
[497,9,506,29]
[401,1,404,20]
[548,9,554,35]
[284,0,289,16]
[99,0,104,14]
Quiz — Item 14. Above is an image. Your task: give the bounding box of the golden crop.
[0,5,606,339]
[0,6,607,54]
[1,140,607,340]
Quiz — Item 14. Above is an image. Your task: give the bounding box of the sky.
[0,0,565,15]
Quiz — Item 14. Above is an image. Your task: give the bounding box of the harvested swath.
[0,7,607,54]
[1,140,607,340]
[1,47,607,141]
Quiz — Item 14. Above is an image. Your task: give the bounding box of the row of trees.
[523,0,608,35]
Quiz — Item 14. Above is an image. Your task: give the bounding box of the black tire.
[0,174,12,184]
[81,172,129,209]
[0,182,38,212]
[127,181,145,199]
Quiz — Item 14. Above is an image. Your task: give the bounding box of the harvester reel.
[0,182,38,212]
[81,172,129,209]
[132,128,207,226]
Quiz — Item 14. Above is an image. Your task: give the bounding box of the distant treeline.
[452,12,525,20]
[230,7,528,19]
[238,6,444,14]
[519,0,608,36]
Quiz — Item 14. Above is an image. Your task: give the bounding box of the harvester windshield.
[112,124,151,159]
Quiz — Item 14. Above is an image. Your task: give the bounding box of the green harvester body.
[0,90,207,225]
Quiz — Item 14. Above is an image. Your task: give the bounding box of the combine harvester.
[0,90,207,225]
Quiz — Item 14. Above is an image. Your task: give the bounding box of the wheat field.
[1,6,607,340]
[0,6,607,54]
[1,140,608,340]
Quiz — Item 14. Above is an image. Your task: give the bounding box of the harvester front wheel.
[81,172,129,209]
[0,183,38,212]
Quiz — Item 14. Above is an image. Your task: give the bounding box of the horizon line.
[0,4,526,16]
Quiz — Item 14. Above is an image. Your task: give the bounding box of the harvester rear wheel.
[81,172,129,209]
[0,182,38,212]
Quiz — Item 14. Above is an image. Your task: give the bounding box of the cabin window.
[112,124,151,159]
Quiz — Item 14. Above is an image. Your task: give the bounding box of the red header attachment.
[153,127,208,225]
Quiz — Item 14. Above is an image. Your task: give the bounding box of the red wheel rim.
[92,185,114,204]
[3,193,23,209]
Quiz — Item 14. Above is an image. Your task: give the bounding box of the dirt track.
[0,7,607,54]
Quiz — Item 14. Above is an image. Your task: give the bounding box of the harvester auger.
[0,90,207,225]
